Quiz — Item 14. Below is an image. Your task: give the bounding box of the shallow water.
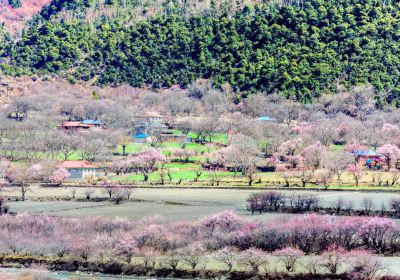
[0,268,184,280]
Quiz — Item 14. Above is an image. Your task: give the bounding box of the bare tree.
[84,188,95,200]
[331,197,345,214]
[214,247,238,272]
[350,84,376,121]
[316,169,333,190]
[8,96,31,121]
[118,135,132,156]
[180,244,205,271]
[293,168,314,188]
[385,171,400,187]
[56,133,79,161]
[323,152,353,182]
[7,164,42,201]
[148,127,166,148]
[361,197,375,215]
[70,188,77,199]
[190,118,219,143]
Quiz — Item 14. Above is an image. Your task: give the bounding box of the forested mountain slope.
[1,0,400,104]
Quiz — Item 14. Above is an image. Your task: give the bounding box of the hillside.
[1,0,400,104]
[0,0,51,32]
[0,0,242,31]
[26,0,263,25]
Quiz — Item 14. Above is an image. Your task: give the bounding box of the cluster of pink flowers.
[0,211,397,264]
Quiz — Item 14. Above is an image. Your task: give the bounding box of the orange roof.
[143,111,164,118]
[59,161,97,169]
[61,121,93,128]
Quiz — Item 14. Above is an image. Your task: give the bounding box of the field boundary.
[52,183,400,193]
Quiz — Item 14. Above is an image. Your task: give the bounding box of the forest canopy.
[2,0,400,103]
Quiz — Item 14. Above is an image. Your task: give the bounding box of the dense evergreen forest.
[2,0,400,103]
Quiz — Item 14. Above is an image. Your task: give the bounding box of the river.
[0,268,183,280]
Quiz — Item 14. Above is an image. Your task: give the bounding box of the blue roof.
[352,150,378,156]
[134,133,150,139]
[257,116,275,121]
[82,119,102,125]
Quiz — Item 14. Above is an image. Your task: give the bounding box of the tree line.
[3,0,400,103]
[247,191,400,217]
[0,211,392,278]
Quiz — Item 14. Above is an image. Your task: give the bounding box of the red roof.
[59,161,97,169]
[61,121,93,128]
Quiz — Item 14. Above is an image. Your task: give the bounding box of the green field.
[113,170,235,182]
[115,140,220,156]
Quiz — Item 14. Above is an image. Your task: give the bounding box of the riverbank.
[0,267,157,280]
[1,255,400,279]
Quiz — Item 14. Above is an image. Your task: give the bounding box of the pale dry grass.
[6,186,400,221]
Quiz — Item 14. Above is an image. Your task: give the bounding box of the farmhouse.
[134,122,168,136]
[351,149,381,161]
[60,119,103,130]
[60,121,93,130]
[133,133,152,143]
[59,161,98,179]
[134,111,168,142]
[347,149,383,169]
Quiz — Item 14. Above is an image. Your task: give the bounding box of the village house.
[349,149,383,169]
[134,111,168,142]
[133,132,152,143]
[133,112,191,143]
[349,149,381,161]
[60,119,103,131]
[60,121,92,130]
[59,161,98,179]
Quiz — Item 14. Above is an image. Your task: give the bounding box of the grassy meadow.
[4,186,400,221]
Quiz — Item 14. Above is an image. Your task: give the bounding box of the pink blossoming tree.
[7,164,42,201]
[377,144,400,171]
[49,167,70,185]
[129,148,166,181]
[273,247,304,273]
[346,164,363,187]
